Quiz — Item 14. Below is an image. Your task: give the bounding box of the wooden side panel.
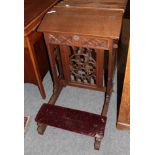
[34,34,49,79]
[24,47,37,84]
[24,34,49,84]
[117,44,130,129]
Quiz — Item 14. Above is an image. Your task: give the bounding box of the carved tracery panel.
[69,47,97,85]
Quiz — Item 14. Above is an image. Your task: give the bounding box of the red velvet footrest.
[35,104,107,137]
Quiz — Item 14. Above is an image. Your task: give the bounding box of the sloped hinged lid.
[38,7,123,39]
[56,0,128,12]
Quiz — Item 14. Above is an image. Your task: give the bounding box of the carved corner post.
[36,33,65,135]
[59,45,71,83]
[96,49,104,89]
[94,40,115,149]
[102,39,114,117]
[44,33,64,100]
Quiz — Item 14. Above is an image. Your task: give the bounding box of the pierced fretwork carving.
[81,38,109,49]
[69,47,96,84]
[49,34,73,45]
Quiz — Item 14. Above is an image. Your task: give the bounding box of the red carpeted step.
[35,104,107,137]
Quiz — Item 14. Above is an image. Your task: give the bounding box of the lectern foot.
[94,135,102,150]
[37,123,47,135]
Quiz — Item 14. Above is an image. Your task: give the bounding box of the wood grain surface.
[38,7,123,39]
[56,0,127,12]
[117,43,130,129]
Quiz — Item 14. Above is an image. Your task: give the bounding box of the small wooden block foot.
[94,136,102,150]
[37,123,47,135]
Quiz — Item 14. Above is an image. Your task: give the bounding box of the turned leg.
[37,123,47,135]
[94,135,102,150]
